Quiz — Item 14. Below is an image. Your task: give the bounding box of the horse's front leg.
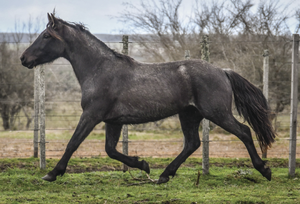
[42,112,100,182]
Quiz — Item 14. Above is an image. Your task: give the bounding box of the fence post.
[39,65,46,169]
[289,34,299,177]
[262,49,269,158]
[182,50,191,150]
[201,35,210,175]
[33,67,40,158]
[122,35,129,172]
[185,50,190,60]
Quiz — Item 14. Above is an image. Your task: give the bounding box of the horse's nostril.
[20,55,25,62]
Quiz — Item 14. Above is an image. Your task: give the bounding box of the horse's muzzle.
[20,54,35,69]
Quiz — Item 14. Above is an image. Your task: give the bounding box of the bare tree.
[193,0,255,35]
[0,40,34,130]
[27,15,42,43]
[0,16,43,130]
[118,0,195,62]
[255,0,291,36]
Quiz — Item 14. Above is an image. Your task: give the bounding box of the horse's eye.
[43,34,51,39]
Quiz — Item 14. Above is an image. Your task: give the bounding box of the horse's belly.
[104,114,174,124]
[104,102,182,124]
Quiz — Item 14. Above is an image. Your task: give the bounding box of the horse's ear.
[47,13,58,29]
[47,13,52,23]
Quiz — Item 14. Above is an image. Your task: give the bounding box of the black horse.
[21,13,276,184]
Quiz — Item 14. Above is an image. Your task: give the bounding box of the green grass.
[1,157,300,203]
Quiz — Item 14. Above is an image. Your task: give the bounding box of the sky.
[0,0,299,34]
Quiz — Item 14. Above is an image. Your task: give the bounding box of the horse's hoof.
[264,168,271,181]
[142,160,150,174]
[42,174,56,182]
[157,176,169,184]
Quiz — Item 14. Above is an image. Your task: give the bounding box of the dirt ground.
[0,134,298,159]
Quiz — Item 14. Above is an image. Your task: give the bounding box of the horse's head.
[20,13,66,69]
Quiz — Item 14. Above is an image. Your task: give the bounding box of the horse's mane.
[46,17,134,64]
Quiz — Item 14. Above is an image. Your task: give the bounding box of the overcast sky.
[0,0,299,34]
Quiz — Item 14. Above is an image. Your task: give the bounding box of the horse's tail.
[224,70,276,153]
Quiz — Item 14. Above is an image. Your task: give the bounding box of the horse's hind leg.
[105,123,150,173]
[210,114,271,181]
[158,106,202,184]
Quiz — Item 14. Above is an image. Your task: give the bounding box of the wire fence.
[0,37,299,160]
[0,136,299,159]
[0,110,299,159]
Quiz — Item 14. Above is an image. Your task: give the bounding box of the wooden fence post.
[201,35,210,175]
[262,49,269,158]
[34,67,40,158]
[39,65,46,169]
[289,34,299,177]
[122,35,129,172]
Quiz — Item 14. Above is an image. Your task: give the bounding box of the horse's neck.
[65,33,114,84]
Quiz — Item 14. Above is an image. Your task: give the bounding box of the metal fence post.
[289,34,299,177]
[262,49,269,158]
[122,35,129,172]
[39,65,46,169]
[33,67,40,158]
[201,35,210,175]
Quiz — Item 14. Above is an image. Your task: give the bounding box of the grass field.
[0,157,299,203]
